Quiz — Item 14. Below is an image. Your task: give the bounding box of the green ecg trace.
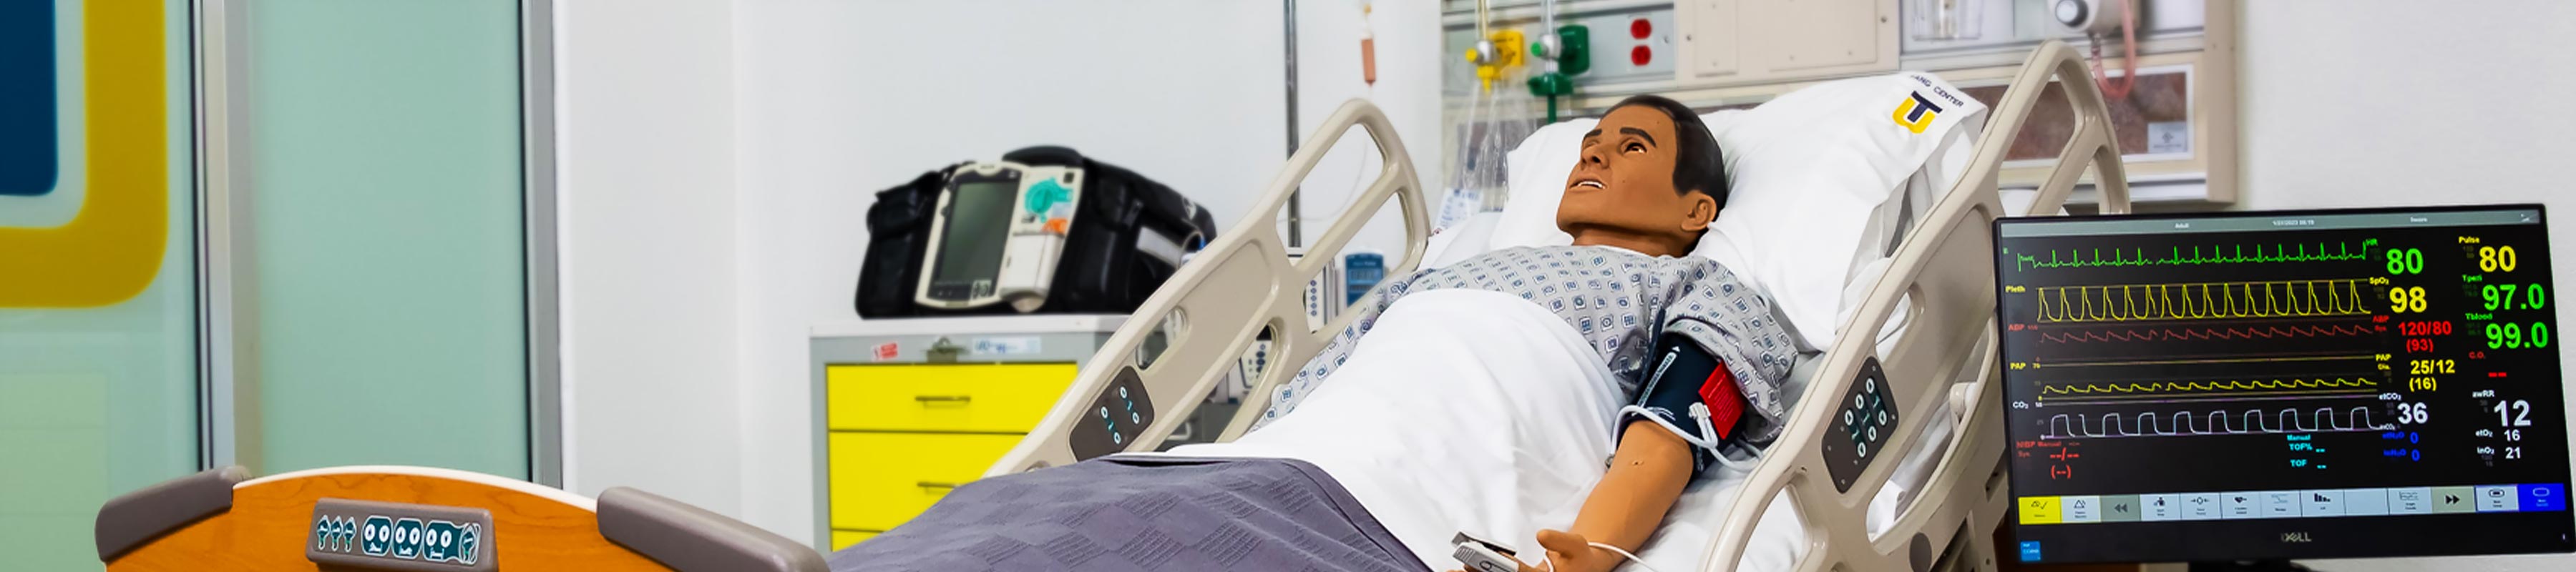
[2016,239,2378,271]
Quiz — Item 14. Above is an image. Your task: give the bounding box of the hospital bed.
[985,40,2133,572]
[94,465,826,571]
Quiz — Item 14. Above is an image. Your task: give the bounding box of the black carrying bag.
[854,147,1219,317]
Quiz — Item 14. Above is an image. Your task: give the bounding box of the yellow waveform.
[2039,378,2376,395]
[2034,279,2372,323]
[2044,355,2376,368]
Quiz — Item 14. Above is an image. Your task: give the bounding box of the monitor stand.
[2190,561,2313,572]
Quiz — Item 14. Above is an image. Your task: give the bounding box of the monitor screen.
[930,180,1020,299]
[1993,204,2572,563]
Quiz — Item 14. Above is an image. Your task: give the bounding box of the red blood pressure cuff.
[1619,333,1751,478]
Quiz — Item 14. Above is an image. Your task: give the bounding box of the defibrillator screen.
[930,180,1018,298]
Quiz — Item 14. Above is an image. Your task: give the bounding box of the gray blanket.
[829,455,1430,572]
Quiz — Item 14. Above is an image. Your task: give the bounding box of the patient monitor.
[1994,204,2574,563]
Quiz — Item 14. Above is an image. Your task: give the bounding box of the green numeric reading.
[2486,322,2553,350]
[2386,247,2424,275]
[2482,283,2549,311]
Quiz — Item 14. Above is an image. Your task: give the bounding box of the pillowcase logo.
[0,1,167,307]
[1890,92,1944,134]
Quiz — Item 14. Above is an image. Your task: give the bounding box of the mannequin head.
[1555,94,1729,257]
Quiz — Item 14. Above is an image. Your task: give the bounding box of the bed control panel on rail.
[1823,357,1899,492]
[1070,366,1157,460]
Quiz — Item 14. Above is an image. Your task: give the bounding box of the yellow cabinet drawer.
[828,432,1024,531]
[831,530,877,551]
[826,363,1078,433]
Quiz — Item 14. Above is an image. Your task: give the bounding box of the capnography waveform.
[2037,323,2374,343]
[2041,408,2395,439]
[2035,279,2373,323]
[2039,378,2378,396]
[2013,239,2378,271]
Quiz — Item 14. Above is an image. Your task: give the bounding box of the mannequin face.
[1556,105,1718,256]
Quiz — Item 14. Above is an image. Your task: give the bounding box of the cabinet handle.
[913,395,972,404]
[916,481,963,490]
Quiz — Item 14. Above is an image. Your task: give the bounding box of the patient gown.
[1259,245,1797,443]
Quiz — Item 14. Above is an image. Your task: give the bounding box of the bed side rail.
[1697,40,2132,572]
[987,100,1428,475]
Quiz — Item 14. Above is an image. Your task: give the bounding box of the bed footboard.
[985,101,1430,475]
[97,465,824,571]
[1697,41,2132,572]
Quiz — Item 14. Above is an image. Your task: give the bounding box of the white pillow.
[1490,72,1986,350]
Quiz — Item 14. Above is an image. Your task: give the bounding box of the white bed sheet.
[1168,290,1628,569]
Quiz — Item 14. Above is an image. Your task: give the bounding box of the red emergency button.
[1631,45,1652,66]
[1631,19,1652,39]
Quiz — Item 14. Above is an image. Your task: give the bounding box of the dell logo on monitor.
[2280,532,2313,543]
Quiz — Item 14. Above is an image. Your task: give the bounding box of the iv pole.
[1282,0,1302,247]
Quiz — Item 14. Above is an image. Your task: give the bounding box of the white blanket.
[1169,290,1624,568]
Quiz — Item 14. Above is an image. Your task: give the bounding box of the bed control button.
[1823,358,1895,493]
[1070,367,1157,460]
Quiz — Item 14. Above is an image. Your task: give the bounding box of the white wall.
[1287,0,1447,258]
[554,0,743,514]
[2233,2,2576,571]
[556,0,1448,543]
[729,0,1306,541]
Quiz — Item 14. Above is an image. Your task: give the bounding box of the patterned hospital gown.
[1258,245,1798,445]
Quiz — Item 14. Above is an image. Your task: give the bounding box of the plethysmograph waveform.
[2041,407,2395,439]
[2037,323,2374,344]
[2035,279,2372,323]
[2012,240,2379,272]
[2039,378,2378,396]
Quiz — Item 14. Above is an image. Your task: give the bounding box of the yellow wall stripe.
[0,1,166,307]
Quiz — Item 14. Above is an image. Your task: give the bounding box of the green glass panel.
[245,0,528,477]
[0,1,200,570]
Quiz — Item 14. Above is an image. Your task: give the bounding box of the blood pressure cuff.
[1618,332,1752,480]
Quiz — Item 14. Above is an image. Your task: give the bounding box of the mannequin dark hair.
[1606,94,1729,208]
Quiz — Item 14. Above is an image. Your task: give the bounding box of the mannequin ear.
[1679,190,1719,232]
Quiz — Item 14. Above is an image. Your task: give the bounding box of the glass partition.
[239,0,532,477]
[0,1,200,569]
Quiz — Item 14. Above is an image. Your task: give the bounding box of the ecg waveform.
[2038,323,2375,344]
[2039,378,2378,396]
[2012,240,2379,271]
[2041,408,2396,439]
[2035,279,2373,323]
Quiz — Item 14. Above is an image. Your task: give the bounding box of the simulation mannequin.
[1279,96,1781,572]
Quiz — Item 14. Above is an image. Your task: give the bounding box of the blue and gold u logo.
[1891,92,1943,134]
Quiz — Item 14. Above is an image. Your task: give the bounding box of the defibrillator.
[856,147,1217,317]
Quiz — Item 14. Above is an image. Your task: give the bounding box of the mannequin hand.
[1535,529,1625,572]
